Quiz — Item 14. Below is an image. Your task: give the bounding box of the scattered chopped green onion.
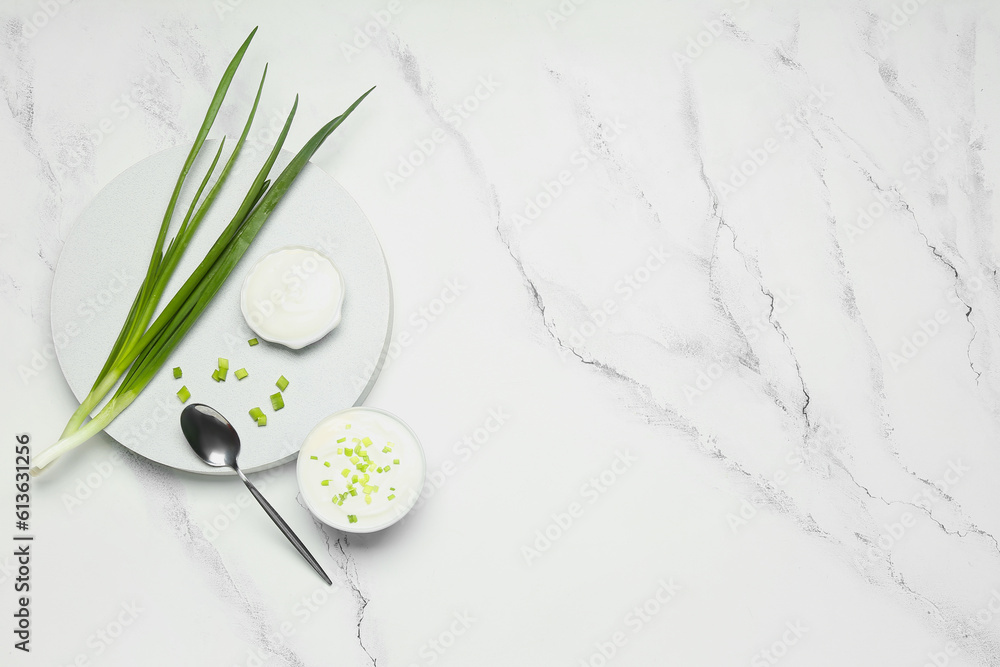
[387,494,395,501]
[364,495,372,505]
[212,369,221,382]
[341,468,350,478]
[276,375,289,391]
[218,367,228,381]
[349,488,357,496]
[362,436,372,446]
[173,367,182,379]
[270,392,284,410]
[256,415,266,426]
[234,368,248,380]
[337,437,346,443]
[310,455,318,460]
[323,461,331,467]
[218,357,229,370]
[321,480,330,486]
[347,514,357,523]
[393,459,399,465]
[249,407,263,420]
[177,386,191,402]
[248,337,259,346]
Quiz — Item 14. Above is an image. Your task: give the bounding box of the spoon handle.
[235,467,333,586]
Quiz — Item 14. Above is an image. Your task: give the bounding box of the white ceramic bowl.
[239,244,346,350]
[297,407,426,533]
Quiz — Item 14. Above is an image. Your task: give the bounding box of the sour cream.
[240,245,345,349]
[297,407,426,533]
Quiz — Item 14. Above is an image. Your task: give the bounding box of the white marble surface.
[2,1,1000,665]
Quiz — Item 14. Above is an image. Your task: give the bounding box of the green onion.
[347,514,357,524]
[349,488,357,496]
[234,368,248,380]
[337,437,346,443]
[270,392,284,410]
[218,367,228,381]
[276,375,289,391]
[345,424,351,429]
[383,465,390,471]
[31,29,374,474]
[248,337,259,346]
[218,357,229,370]
[387,494,395,501]
[341,468,350,477]
[323,461,331,467]
[256,415,266,426]
[173,367,182,379]
[321,480,330,486]
[176,386,190,403]
[364,495,372,505]
[393,459,399,465]
[212,369,221,382]
[309,455,318,460]
[249,407,264,421]
[361,436,372,446]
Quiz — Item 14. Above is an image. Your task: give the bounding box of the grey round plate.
[50,141,392,474]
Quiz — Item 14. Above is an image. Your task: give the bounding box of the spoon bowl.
[180,403,241,468]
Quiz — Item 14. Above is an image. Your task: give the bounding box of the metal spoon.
[180,403,332,585]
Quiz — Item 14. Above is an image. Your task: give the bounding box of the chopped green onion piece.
[376,466,383,473]
[323,461,331,467]
[249,407,264,420]
[276,375,289,391]
[310,455,318,460]
[218,367,228,381]
[372,485,379,492]
[383,465,391,471]
[321,480,330,486]
[212,369,221,381]
[256,415,266,426]
[351,474,358,483]
[363,485,373,494]
[336,448,343,455]
[393,459,400,465]
[341,468,350,478]
[387,494,395,500]
[362,436,372,446]
[349,488,357,496]
[218,357,229,370]
[347,514,357,523]
[176,386,191,402]
[173,366,182,379]
[345,424,351,429]
[337,437,346,443]
[248,338,259,346]
[362,473,370,483]
[364,495,372,505]
[234,368,248,380]
[382,446,391,453]
[270,392,284,410]
[350,456,359,464]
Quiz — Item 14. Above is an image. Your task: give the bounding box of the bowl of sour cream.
[297,407,426,533]
[240,245,346,349]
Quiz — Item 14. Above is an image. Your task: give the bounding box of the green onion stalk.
[32,29,373,474]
